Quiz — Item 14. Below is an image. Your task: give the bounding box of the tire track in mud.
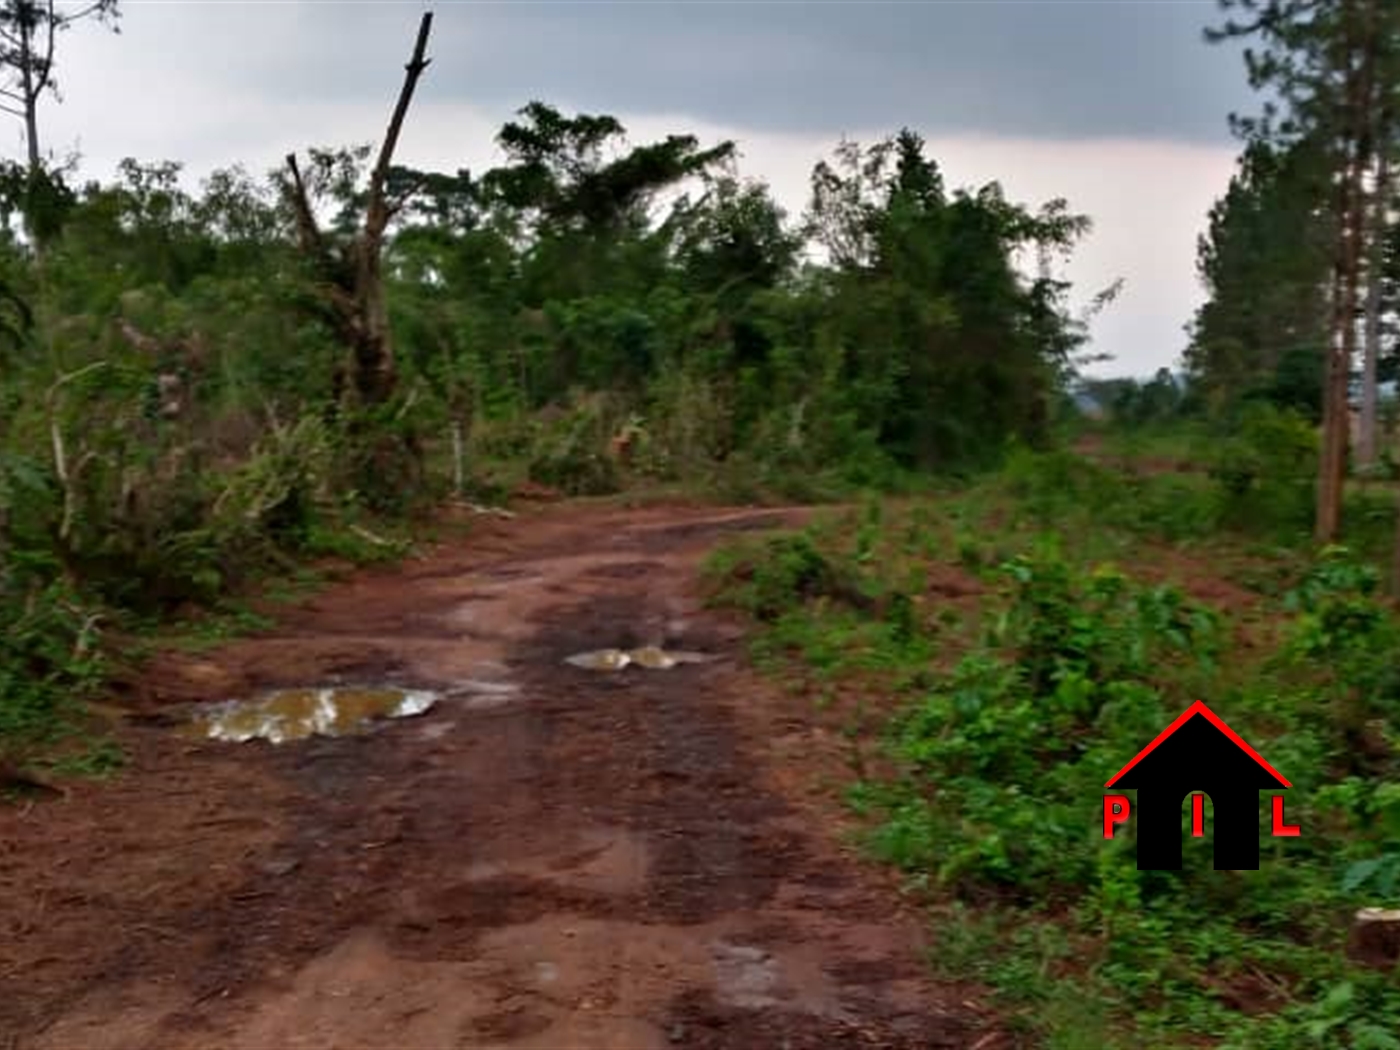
[4,503,1003,1050]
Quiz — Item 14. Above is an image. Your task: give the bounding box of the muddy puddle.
[565,646,713,671]
[187,686,440,744]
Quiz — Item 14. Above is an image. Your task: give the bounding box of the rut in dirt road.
[2,505,1004,1050]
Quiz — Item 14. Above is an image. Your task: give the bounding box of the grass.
[41,738,127,778]
[704,436,1400,1049]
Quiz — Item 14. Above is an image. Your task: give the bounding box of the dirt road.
[2,502,1000,1049]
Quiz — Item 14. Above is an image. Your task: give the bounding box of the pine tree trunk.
[1360,128,1391,468]
[1319,204,1355,543]
[1318,339,1349,542]
[1318,0,1378,543]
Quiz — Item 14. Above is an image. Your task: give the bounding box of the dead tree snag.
[283,10,433,408]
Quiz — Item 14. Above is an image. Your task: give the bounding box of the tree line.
[1188,0,1400,557]
[0,3,1101,684]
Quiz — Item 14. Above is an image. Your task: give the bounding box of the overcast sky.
[24,0,1256,378]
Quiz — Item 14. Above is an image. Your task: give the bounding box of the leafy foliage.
[1185,137,1332,418]
[711,487,1400,1047]
[0,106,1104,757]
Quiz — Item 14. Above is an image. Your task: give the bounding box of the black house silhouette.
[1105,701,1290,870]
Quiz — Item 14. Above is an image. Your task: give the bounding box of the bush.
[525,392,624,496]
[1206,404,1317,535]
[0,577,106,745]
[1001,444,1126,524]
[704,530,875,622]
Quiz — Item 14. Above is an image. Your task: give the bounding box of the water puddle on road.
[187,686,440,744]
[565,646,713,672]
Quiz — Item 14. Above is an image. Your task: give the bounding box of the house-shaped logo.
[1102,701,1299,870]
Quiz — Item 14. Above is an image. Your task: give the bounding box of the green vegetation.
[6,2,1400,1044]
[0,96,1104,763]
[704,455,1400,1047]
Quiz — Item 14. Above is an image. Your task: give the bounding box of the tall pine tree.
[1186,135,1332,419]
[1207,0,1395,541]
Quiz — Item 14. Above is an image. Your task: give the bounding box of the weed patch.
[712,492,1400,1047]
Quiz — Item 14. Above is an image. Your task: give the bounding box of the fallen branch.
[454,499,516,519]
[71,609,104,659]
[350,523,400,547]
[392,381,422,423]
[46,361,109,543]
[115,318,162,355]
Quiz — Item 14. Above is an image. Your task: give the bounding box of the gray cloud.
[231,0,1257,145]
[85,1,1255,148]
[30,1,1255,380]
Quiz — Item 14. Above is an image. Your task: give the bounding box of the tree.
[800,131,1098,468]
[1185,136,1332,414]
[481,102,735,240]
[479,102,735,316]
[282,11,433,408]
[1357,10,1400,468]
[0,0,120,176]
[1359,137,1390,468]
[1207,0,1397,542]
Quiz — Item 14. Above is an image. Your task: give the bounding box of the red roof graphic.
[1104,700,1291,789]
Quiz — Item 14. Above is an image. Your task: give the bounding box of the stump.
[1347,908,1400,970]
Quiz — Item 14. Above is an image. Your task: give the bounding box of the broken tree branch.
[35,0,56,98]
[459,501,515,519]
[62,1,116,24]
[281,11,433,410]
[114,318,161,356]
[45,361,107,544]
[364,11,433,245]
[284,152,328,262]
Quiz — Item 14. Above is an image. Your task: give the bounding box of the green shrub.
[0,578,106,745]
[1207,404,1317,535]
[525,393,623,496]
[527,445,619,496]
[706,530,871,622]
[1002,444,1126,524]
[874,546,1216,902]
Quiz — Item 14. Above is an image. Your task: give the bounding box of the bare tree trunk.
[15,2,40,174]
[1320,192,1356,542]
[1319,319,1349,541]
[451,420,464,497]
[1361,122,1391,468]
[1318,0,1377,543]
[18,5,41,262]
[351,10,432,405]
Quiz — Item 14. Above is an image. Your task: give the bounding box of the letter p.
[1103,794,1131,839]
